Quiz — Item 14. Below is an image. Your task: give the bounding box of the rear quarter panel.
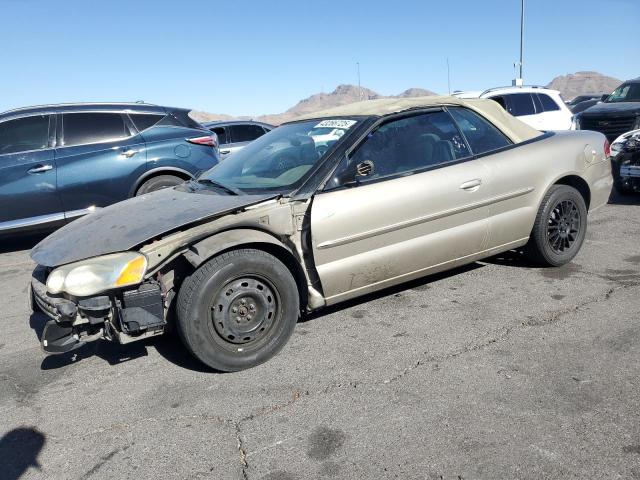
[142,126,219,178]
[483,130,612,249]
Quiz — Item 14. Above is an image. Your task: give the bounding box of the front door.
[310,110,492,304]
[0,114,64,232]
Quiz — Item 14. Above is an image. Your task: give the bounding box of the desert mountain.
[546,71,622,101]
[194,84,437,125]
[194,72,624,125]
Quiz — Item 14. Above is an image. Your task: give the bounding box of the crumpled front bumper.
[30,266,166,354]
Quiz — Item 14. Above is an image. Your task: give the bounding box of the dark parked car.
[204,120,273,160]
[0,103,219,235]
[575,78,640,141]
[566,94,607,108]
[611,130,640,194]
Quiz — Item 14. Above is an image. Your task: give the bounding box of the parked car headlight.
[46,252,148,297]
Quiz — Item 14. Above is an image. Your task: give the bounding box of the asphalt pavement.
[1,193,639,480]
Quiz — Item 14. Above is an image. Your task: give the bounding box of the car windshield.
[309,127,337,136]
[198,118,358,193]
[605,83,640,103]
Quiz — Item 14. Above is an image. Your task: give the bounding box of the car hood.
[31,186,276,267]
[582,102,640,116]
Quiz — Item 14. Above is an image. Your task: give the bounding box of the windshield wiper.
[196,178,243,195]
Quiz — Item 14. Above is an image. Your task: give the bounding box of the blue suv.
[0,102,219,235]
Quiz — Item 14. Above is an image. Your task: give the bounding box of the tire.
[524,185,588,267]
[176,248,300,372]
[136,175,185,196]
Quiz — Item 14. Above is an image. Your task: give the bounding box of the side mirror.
[332,159,375,188]
[601,94,609,102]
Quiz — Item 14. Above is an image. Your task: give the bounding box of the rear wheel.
[524,185,587,267]
[176,249,299,371]
[136,174,185,195]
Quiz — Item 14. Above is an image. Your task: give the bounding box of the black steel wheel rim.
[547,199,581,254]
[209,275,279,345]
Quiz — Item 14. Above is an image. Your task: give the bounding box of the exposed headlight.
[46,252,148,297]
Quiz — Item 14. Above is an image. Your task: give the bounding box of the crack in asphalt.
[234,421,249,480]
[383,279,638,384]
[228,274,640,465]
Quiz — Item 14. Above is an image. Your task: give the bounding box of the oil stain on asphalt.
[306,426,346,461]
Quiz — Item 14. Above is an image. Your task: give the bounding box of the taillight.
[187,135,218,148]
[604,139,611,158]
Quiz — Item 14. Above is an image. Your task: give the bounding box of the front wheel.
[176,249,300,371]
[524,185,587,267]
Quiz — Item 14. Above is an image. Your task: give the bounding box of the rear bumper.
[620,165,640,179]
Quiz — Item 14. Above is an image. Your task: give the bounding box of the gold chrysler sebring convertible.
[30,96,613,371]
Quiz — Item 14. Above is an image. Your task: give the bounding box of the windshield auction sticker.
[314,119,357,129]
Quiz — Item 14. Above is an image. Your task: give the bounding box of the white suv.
[453,86,572,131]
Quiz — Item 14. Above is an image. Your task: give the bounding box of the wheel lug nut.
[247,315,252,320]
[241,299,247,305]
[232,307,237,313]
[249,304,255,311]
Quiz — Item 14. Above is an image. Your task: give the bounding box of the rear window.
[536,94,560,112]
[63,113,129,146]
[129,113,164,132]
[0,115,50,155]
[172,110,203,129]
[229,124,268,143]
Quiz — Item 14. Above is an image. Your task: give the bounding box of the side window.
[129,113,164,132]
[536,94,560,112]
[0,115,50,155]
[505,93,536,116]
[448,107,511,155]
[490,96,508,111]
[63,113,129,147]
[330,111,470,187]
[230,124,267,143]
[211,127,228,145]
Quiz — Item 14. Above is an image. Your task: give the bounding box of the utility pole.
[357,62,362,100]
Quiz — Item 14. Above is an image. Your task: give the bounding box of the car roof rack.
[0,101,159,116]
[480,85,550,96]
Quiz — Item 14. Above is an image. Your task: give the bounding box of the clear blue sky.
[1,0,637,116]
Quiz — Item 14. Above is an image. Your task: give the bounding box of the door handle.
[220,149,231,154]
[28,164,53,174]
[460,179,482,191]
[120,149,137,158]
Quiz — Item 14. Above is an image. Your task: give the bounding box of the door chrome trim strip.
[64,206,100,220]
[0,212,65,232]
[316,186,534,249]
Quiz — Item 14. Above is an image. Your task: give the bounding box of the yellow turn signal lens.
[115,255,147,287]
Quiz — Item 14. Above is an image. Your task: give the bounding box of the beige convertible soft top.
[295,95,542,144]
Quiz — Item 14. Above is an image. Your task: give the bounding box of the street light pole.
[519,0,524,81]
